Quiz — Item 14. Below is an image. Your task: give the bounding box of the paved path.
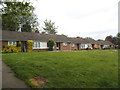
[2,61,30,88]
[0,58,2,89]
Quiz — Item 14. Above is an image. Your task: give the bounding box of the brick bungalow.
[1,30,114,52]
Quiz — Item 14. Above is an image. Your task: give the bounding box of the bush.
[47,39,55,51]
[2,45,20,53]
[17,41,21,47]
[27,40,33,52]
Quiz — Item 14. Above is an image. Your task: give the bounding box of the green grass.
[2,50,118,88]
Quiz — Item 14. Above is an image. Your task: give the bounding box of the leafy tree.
[112,37,118,45]
[21,22,32,32]
[1,1,38,32]
[105,35,119,45]
[42,19,58,34]
[117,33,120,49]
[97,39,104,41]
[105,35,113,42]
[47,39,55,51]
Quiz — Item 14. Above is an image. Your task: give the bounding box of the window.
[87,44,91,48]
[37,42,40,48]
[104,45,110,48]
[63,43,67,46]
[72,43,75,47]
[40,42,48,49]
[8,41,16,45]
[33,41,40,49]
[81,44,85,48]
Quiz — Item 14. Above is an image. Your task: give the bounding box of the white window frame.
[40,42,48,49]
[8,41,16,45]
[63,42,67,46]
[87,44,91,48]
[81,44,85,49]
[33,41,40,49]
[103,45,110,48]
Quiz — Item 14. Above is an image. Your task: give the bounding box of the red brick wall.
[97,44,99,48]
[54,43,57,50]
[33,49,49,52]
[60,42,71,50]
[71,44,77,50]
[2,41,8,46]
[79,44,81,50]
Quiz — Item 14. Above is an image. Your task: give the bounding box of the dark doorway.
[21,41,27,52]
[100,45,103,49]
[92,44,94,49]
[56,42,60,50]
[77,44,79,50]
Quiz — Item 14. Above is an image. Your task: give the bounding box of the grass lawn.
[2,50,118,88]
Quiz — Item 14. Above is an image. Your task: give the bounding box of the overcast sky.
[30,0,118,40]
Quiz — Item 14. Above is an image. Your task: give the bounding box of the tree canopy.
[117,32,120,49]
[42,19,58,34]
[1,1,38,32]
[105,33,120,48]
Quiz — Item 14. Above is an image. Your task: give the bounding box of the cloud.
[31,0,119,40]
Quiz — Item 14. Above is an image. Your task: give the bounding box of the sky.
[11,0,120,40]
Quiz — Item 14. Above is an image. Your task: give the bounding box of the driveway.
[2,60,30,88]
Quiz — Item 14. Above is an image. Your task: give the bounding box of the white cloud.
[31,0,119,40]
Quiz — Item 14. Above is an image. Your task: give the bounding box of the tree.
[21,22,32,32]
[117,33,120,49]
[97,39,104,41]
[112,37,118,45]
[1,1,38,32]
[105,35,118,45]
[105,35,113,42]
[47,39,55,51]
[42,19,58,34]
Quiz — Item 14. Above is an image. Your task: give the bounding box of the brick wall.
[2,41,8,46]
[60,42,71,51]
[97,44,99,48]
[33,49,49,52]
[79,44,81,50]
[71,44,77,50]
[54,43,57,50]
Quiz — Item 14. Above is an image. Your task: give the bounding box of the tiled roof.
[2,30,69,42]
[1,30,114,45]
[97,41,114,45]
[68,37,97,44]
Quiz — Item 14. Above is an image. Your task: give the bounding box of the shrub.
[27,40,33,52]
[47,39,55,51]
[2,45,20,53]
[17,41,21,47]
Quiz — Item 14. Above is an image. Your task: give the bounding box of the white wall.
[40,42,48,49]
[33,41,48,49]
[85,44,88,48]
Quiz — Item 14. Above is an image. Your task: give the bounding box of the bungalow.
[1,30,114,52]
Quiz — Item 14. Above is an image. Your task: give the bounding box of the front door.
[92,44,94,49]
[101,45,103,49]
[56,42,60,50]
[21,41,27,52]
[77,44,79,50]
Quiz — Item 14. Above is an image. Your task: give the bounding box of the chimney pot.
[35,28,39,33]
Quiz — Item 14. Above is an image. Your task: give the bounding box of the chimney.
[41,32,45,34]
[35,28,39,33]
